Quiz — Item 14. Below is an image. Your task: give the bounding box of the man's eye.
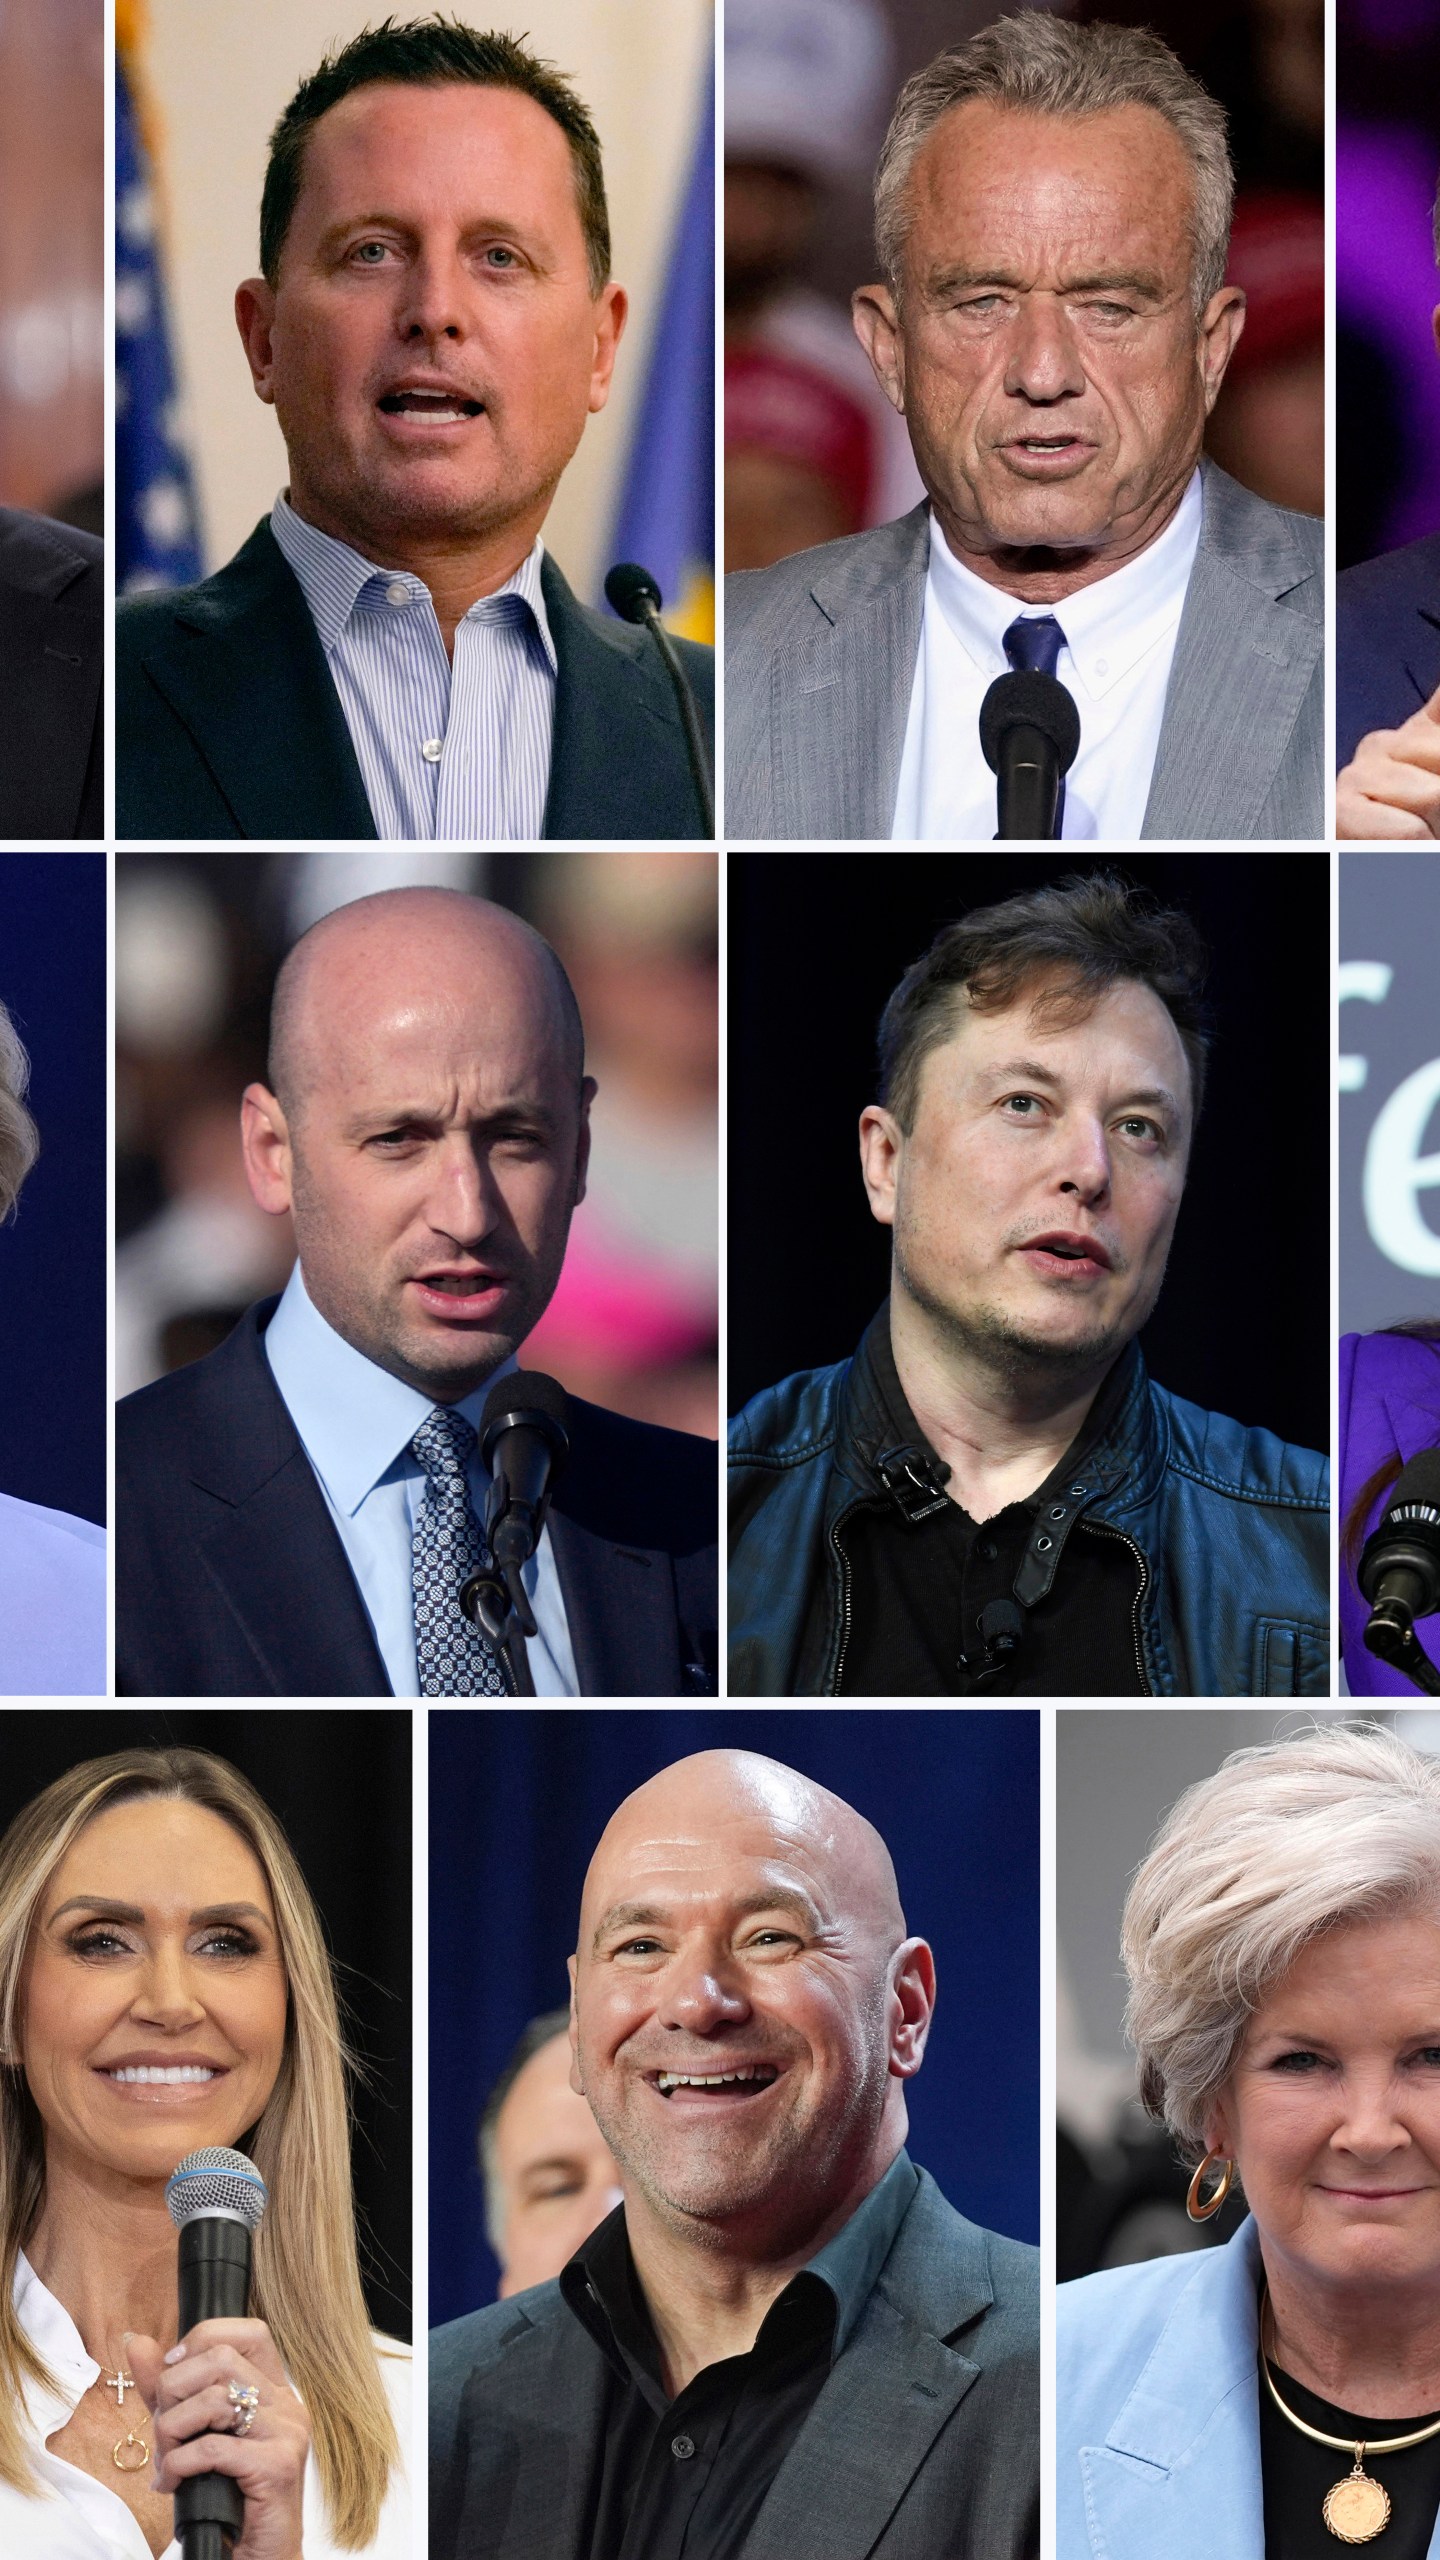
[1002,1094,1043,1116]
[350,241,391,265]
[1117,1116,1159,1141]
[484,245,518,268]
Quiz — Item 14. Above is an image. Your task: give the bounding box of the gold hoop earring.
[1186,2151,1234,2222]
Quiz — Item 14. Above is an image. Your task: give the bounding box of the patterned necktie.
[410,1406,507,1696]
[1001,613,1071,825]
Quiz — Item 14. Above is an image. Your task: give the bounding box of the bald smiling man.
[430,1751,1039,2560]
[115,887,718,1697]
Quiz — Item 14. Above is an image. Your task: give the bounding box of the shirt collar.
[924,468,1203,702]
[269,491,558,673]
[14,2250,98,2422]
[560,2149,918,2385]
[263,1262,517,1517]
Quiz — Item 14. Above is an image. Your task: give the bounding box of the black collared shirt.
[837,1311,1145,1697]
[557,2152,919,2560]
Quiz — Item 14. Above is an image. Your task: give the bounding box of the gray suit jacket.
[725,460,1322,841]
[429,2170,1038,2560]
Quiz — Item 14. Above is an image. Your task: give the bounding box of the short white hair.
[1122,1725,1440,2149]
[874,12,1234,315]
[0,1003,37,1220]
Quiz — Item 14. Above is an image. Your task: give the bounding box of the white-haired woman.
[1059,1724,1440,2560]
[0,1746,408,2557]
[0,1000,103,1694]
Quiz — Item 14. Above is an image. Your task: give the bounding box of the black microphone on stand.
[1359,1449,1440,1694]
[166,2147,269,2560]
[603,562,715,837]
[459,1372,570,1696]
[979,670,1081,838]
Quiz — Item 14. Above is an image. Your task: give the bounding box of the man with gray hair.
[727,12,1322,842]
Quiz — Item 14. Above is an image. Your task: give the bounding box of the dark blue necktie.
[1002,614,1070,827]
[1002,613,1066,679]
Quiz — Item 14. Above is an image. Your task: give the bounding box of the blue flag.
[116,56,203,591]
[607,69,714,640]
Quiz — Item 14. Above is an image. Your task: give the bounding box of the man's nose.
[397,243,470,342]
[1004,298,1086,404]
[426,1142,499,1244]
[1055,1116,1113,1204]
[658,1953,751,2035]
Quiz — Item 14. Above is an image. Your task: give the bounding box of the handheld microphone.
[979,669,1081,839]
[166,2147,269,2560]
[459,1373,569,1692]
[1359,1450,1440,1693]
[603,561,715,837]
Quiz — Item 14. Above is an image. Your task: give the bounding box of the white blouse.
[3,2256,412,2559]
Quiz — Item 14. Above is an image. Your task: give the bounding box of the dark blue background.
[0,853,105,1524]
[430,1707,1039,2324]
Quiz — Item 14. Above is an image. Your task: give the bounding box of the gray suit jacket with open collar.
[724,460,1322,842]
[429,2168,1038,2560]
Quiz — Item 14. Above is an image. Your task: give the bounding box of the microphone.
[459,1373,569,1692]
[166,2147,269,2560]
[1359,1450,1440,1693]
[979,669,1081,839]
[603,562,715,837]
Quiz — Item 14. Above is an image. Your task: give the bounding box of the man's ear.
[573,1077,597,1208]
[235,277,279,406]
[241,1083,295,1215]
[853,281,906,415]
[1197,284,1246,415]
[858,1102,903,1229]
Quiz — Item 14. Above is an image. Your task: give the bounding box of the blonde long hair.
[0,1748,400,2546]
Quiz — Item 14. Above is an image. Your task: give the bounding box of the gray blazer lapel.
[772,508,928,837]
[745,2291,980,2560]
[449,2309,607,2560]
[1143,463,1322,839]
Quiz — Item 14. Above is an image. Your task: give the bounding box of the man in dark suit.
[1337,531,1440,836]
[116,22,712,844]
[0,507,102,839]
[117,886,717,1697]
[431,1749,1039,2560]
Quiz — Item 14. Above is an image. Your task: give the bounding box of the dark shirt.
[557,2150,919,2560]
[1261,2360,1440,2560]
[837,1312,1144,1697]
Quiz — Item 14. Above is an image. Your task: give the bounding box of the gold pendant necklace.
[102,2367,149,2474]
[1259,2286,1440,2544]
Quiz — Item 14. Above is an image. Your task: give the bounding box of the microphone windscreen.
[604,561,663,623]
[979,669,1081,776]
[481,1370,570,1435]
[1383,1450,1440,1521]
[166,2147,268,2231]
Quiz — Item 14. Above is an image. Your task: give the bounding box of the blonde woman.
[0,1746,407,2557]
[0,1003,103,1695]
[1058,1724,1440,2560]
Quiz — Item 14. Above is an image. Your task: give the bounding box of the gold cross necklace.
[101,2365,149,2473]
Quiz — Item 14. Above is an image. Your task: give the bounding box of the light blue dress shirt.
[270,495,557,843]
[264,1265,577,1697]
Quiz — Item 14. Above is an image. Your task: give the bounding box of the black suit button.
[671,2435,696,2460]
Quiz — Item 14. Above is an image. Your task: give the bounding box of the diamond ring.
[227,2380,260,2438]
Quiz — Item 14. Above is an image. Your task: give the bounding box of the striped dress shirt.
[270,494,557,842]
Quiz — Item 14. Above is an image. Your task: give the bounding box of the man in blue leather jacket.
[729,873,1329,1697]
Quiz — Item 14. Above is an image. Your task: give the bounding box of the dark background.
[2,1709,411,2341]
[729,850,1329,1453]
[430,1706,1039,2323]
[0,853,105,1525]
[1337,0,1440,566]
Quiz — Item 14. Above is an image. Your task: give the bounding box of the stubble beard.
[893,1232,1159,1392]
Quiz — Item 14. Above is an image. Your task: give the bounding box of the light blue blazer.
[0,1491,105,1694]
[1057,2219,1440,2560]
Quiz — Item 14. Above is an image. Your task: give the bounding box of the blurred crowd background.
[1337,0,1440,569]
[0,0,102,528]
[115,852,718,1437]
[120,0,711,633]
[1058,1708,1439,2282]
[725,0,1323,575]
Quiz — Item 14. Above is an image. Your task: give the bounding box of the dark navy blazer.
[0,507,102,839]
[1337,531,1440,770]
[116,523,714,841]
[116,1301,719,1698]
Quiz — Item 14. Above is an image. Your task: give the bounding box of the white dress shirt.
[271,495,557,842]
[2,2254,411,2560]
[890,470,1203,843]
[264,1264,578,1697]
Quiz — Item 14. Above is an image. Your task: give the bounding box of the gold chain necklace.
[101,2367,149,2474]
[1259,2288,1440,2544]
